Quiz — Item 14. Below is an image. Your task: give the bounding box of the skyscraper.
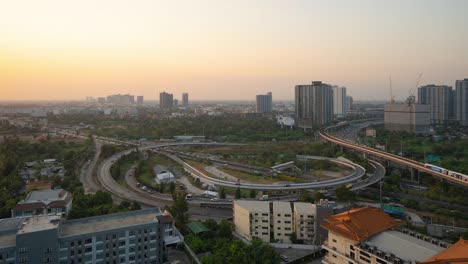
[256,92,272,113]
[346,96,353,111]
[332,86,347,117]
[456,79,468,126]
[417,85,452,125]
[159,92,173,109]
[137,95,144,105]
[182,93,189,107]
[295,81,334,128]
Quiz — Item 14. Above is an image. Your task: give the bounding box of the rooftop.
[186,222,209,235]
[23,189,69,203]
[0,234,16,249]
[61,209,160,237]
[18,215,61,234]
[322,207,401,242]
[273,201,292,213]
[366,230,445,262]
[234,200,270,212]
[0,218,24,233]
[422,238,468,264]
[294,202,317,213]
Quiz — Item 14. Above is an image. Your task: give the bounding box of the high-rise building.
[295,81,334,128]
[417,85,452,125]
[256,92,273,113]
[182,93,189,107]
[346,96,353,111]
[0,209,180,264]
[332,86,347,117]
[106,94,135,105]
[384,102,431,134]
[137,96,144,105]
[456,79,468,126]
[159,92,174,109]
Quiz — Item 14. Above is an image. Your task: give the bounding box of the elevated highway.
[319,125,468,187]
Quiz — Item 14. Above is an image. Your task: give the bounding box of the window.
[85,238,92,244]
[18,248,28,253]
[44,248,52,253]
[332,239,337,243]
[262,213,268,216]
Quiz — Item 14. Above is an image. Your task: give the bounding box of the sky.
[1,0,468,101]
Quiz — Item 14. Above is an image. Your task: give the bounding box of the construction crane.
[407,73,423,106]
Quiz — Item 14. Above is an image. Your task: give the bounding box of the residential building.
[256,92,273,113]
[384,102,431,133]
[97,97,106,104]
[272,202,293,244]
[293,202,333,245]
[233,200,334,245]
[0,208,175,264]
[295,81,334,129]
[182,93,189,107]
[321,207,453,264]
[456,78,468,126]
[137,96,144,105]
[159,92,174,109]
[106,94,135,105]
[365,128,376,138]
[153,165,175,184]
[417,85,452,125]
[12,189,72,218]
[233,200,271,243]
[332,86,347,117]
[346,96,353,111]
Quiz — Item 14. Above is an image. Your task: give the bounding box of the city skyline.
[1,0,468,101]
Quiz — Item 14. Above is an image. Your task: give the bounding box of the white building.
[153,165,175,184]
[272,202,293,244]
[233,200,271,243]
[332,86,347,117]
[12,189,73,218]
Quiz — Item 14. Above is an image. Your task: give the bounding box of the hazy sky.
[1,0,467,101]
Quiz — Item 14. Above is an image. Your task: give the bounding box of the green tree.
[168,192,189,229]
[336,185,357,203]
[169,181,176,194]
[218,219,232,239]
[235,188,241,199]
[249,189,256,198]
[313,191,326,202]
[289,232,298,244]
[300,191,313,202]
[220,187,226,199]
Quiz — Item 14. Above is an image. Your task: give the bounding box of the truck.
[259,195,269,201]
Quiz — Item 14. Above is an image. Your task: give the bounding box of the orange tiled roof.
[321,207,401,242]
[421,238,468,264]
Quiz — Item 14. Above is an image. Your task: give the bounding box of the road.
[164,152,367,190]
[79,139,103,194]
[320,123,468,187]
[96,145,235,220]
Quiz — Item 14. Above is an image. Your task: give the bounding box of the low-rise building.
[233,200,271,243]
[0,208,175,264]
[233,200,334,245]
[272,202,293,244]
[321,207,459,264]
[12,189,73,218]
[153,165,175,185]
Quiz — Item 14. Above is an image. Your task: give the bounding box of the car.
[280,255,289,262]
[210,198,219,202]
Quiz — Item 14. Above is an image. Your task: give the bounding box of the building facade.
[346,96,353,111]
[182,93,189,107]
[159,92,174,109]
[456,79,468,126]
[295,81,334,128]
[256,92,273,113]
[233,200,271,243]
[417,85,452,125]
[321,207,453,264]
[137,96,144,105]
[272,202,293,244]
[0,209,172,264]
[332,86,347,117]
[233,200,333,245]
[384,103,431,133]
[12,189,72,218]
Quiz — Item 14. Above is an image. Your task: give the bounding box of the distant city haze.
[1,0,467,101]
